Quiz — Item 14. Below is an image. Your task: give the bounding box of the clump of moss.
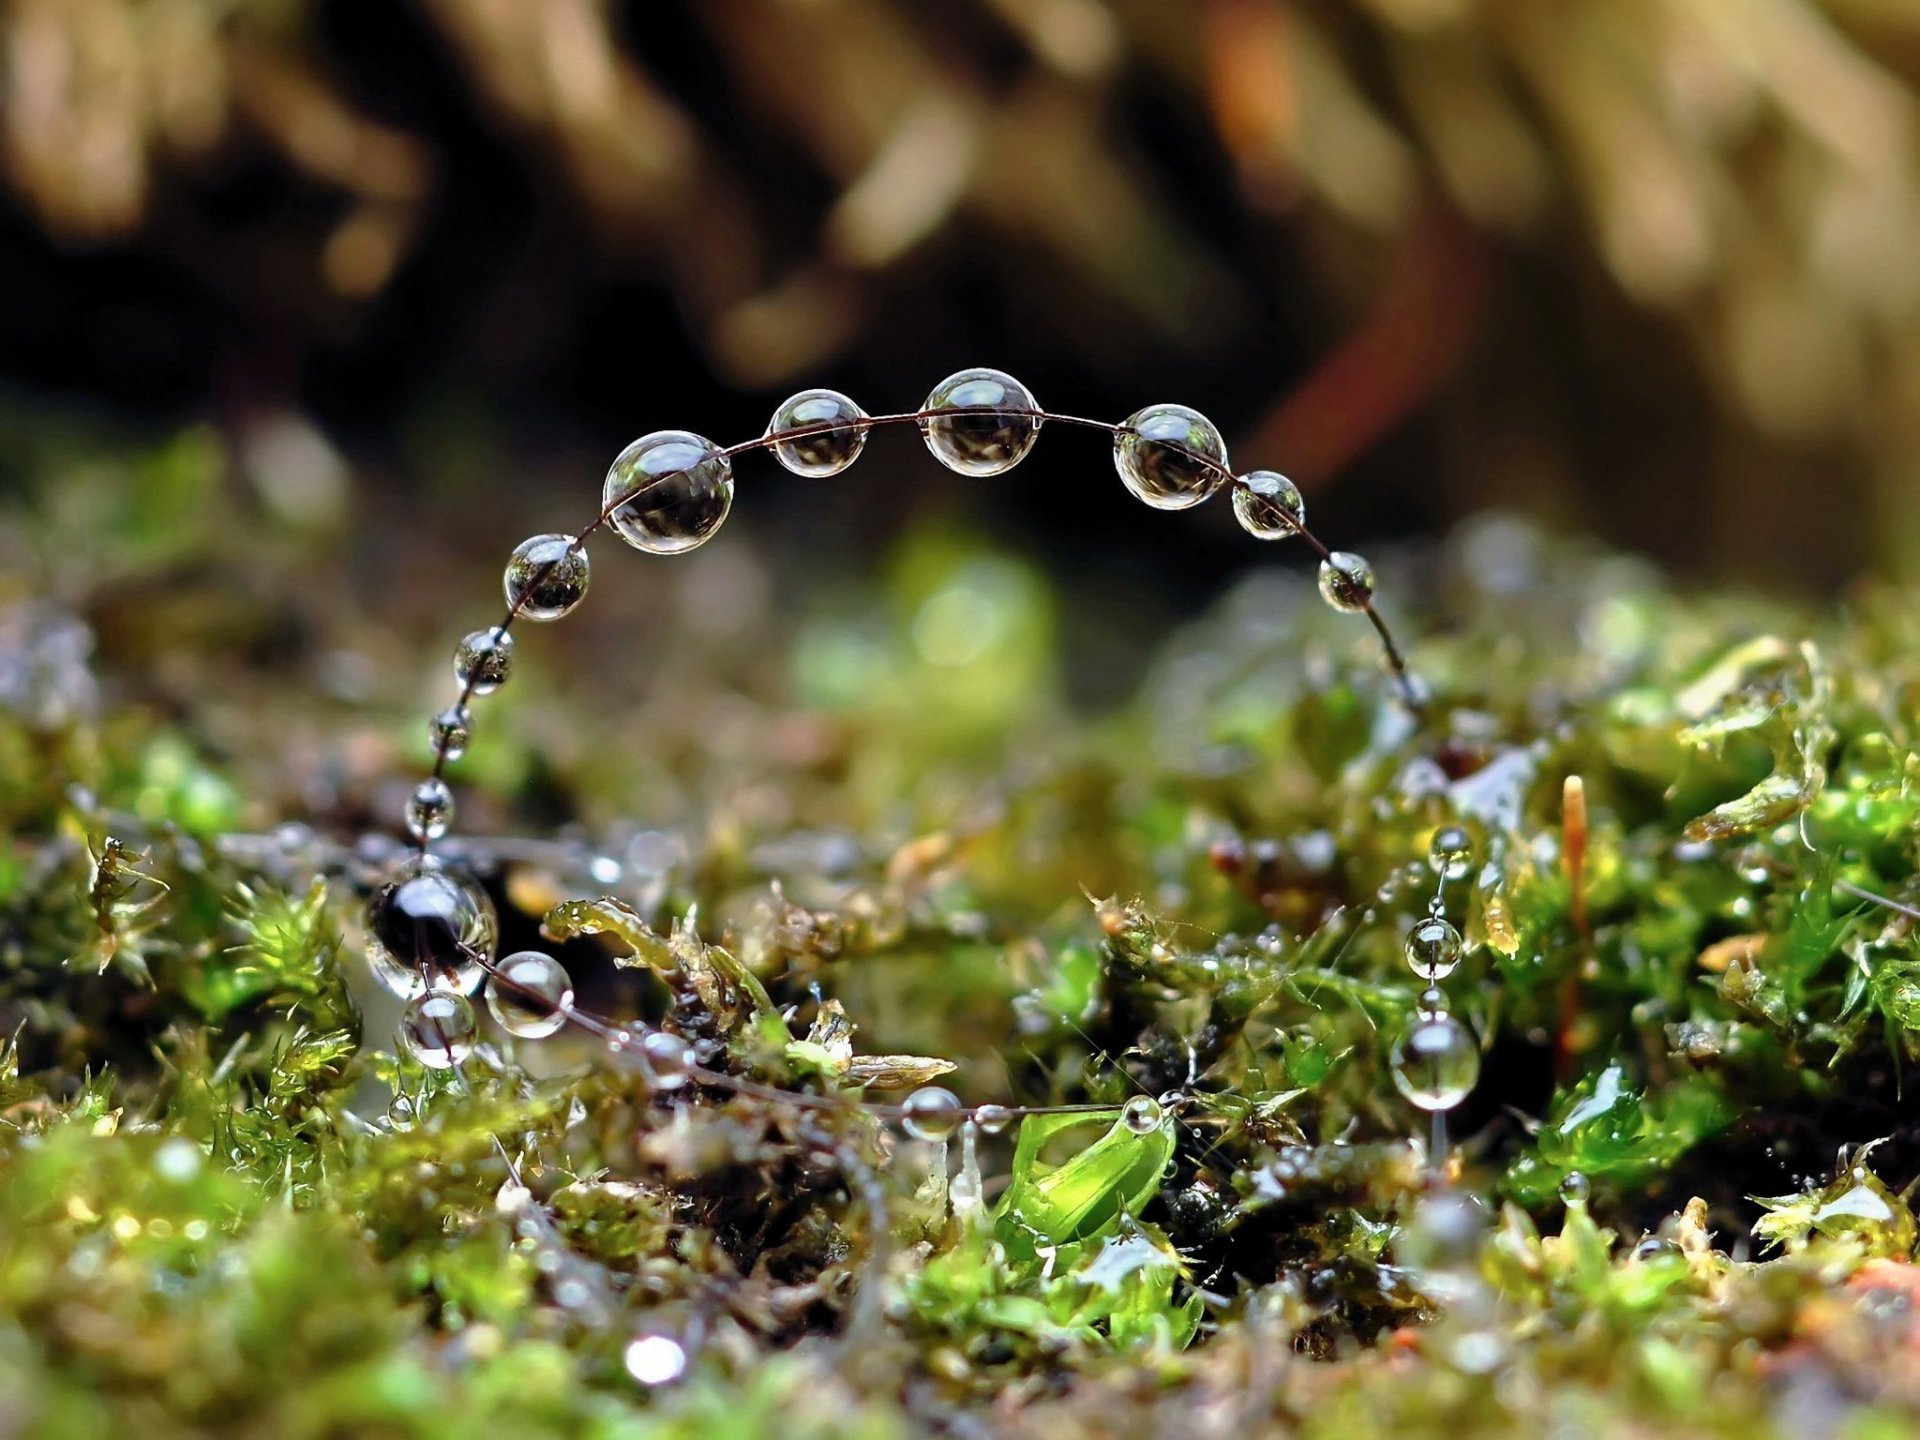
[3,479,1919,1436]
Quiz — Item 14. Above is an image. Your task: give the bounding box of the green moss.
[4,486,1920,1435]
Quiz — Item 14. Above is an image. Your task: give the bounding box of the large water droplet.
[902,1085,964,1141]
[503,533,590,621]
[1559,1170,1591,1207]
[1121,1095,1164,1135]
[484,950,573,1039]
[365,855,496,997]
[769,388,869,476]
[399,991,478,1069]
[603,430,734,554]
[454,628,514,695]
[1114,403,1228,510]
[1389,1014,1479,1112]
[1404,916,1463,981]
[920,369,1042,476]
[1316,551,1376,613]
[1232,469,1305,539]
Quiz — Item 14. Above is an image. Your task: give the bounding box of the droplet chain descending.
[383,369,1440,1140]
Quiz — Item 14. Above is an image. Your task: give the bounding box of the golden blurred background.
[4,0,1919,603]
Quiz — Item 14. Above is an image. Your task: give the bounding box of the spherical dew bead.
[398,991,479,1069]
[1404,916,1463,982]
[503,533,590,621]
[1559,1170,1592,1207]
[454,628,514,695]
[901,1085,964,1141]
[1121,1095,1164,1135]
[1233,469,1306,539]
[1389,1014,1480,1112]
[972,1104,1014,1136]
[404,777,454,843]
[603,430,734,555]
[769,388,869,477]
[1317,551,1376,613]
[365,856,496,998]
[1429,825,1473,881]
[1114,403,1229,510]
[639,1031,695,1090]
[919,368,1042,477]
[429,705,471,761]
[485,950,574,1039]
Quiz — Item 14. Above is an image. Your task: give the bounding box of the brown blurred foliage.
[5,0,1920,585]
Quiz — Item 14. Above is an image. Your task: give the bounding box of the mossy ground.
[2,438,1919,1437]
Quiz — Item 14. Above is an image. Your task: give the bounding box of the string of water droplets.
[368,366,1457,1155]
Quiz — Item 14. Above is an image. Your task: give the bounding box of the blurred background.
[2,0,1918,753]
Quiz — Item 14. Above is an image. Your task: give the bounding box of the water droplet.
[624,1331,688,1386]
[387,1094,417,1129]
[1429,826,1473,881]
[1121,1095,1164,1135]
[404,778,454,843]
[503,533,590,621]
[603,430,733,554]
[484,950,573,1039]
[920,368,1042,476]
[1559,1170,1591,1206]
[454,628,514,696]
[154,1137,203,1183]
[430,705,471,761]
[1398,1190,1490,1274]
[1232,469,1305,539]
[902,1085,964,1141]
[1418,986,1447,1016]
[639,1031,694,1090]
[1389,1014,1479,1112]
[1316,551,1376,613]
[365,856,496,997]
[769,388,869,476]
[1114,403,1228,510]
[398,992,478,1069]
[972,1104,1014,1135]
[1405,916,1463,981]
[1632,1235,1680,1261]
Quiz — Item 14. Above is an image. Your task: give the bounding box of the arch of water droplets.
[365,367,1477,1146]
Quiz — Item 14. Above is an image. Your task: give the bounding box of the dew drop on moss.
[902,1085,963,1141]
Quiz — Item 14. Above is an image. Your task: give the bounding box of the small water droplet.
[1232,469,1305,539]
[398,992,478,1069]
[1121,1095,1164,1135]
[1559,1170,1591,1206]
[1405,916,1463,981]
[430,705,471,761]
[454,628,514,696]
[387,1094,417,1129]
[1316,551,1376,613]
[404,778,454,843]
[624,1332,688,1386]
[769,388,869,476]
[503,533,590,621]
[902,1086,964,1142]
[972,1104,1014,1136]
[640,1031,694,1090]
[1429,826,1473,881]
[484,950,573,1039]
